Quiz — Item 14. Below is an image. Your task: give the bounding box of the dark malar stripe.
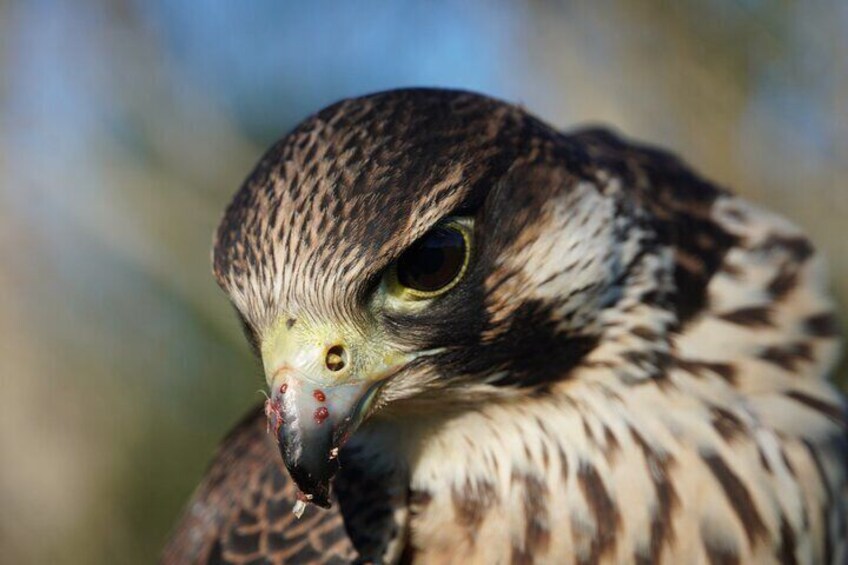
[701,453,767,547]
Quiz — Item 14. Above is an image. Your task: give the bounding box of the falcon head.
[213,89,696,506]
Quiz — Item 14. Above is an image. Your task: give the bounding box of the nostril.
[325,345,347,372]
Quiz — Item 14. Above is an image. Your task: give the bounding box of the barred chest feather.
[354,380,846,564]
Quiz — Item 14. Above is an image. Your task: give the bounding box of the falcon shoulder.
[161,407,357,564]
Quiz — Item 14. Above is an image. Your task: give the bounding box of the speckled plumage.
[163,89,847,564]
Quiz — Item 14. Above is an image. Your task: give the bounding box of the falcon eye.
[389,219,472,300]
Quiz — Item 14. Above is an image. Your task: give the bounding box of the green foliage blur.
[1,1,845,562]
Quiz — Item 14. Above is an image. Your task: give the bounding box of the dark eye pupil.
[397,227,466,293]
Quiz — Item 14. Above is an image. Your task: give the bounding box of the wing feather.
[161,406,357,564]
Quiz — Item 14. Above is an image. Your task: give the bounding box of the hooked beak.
[261,318,409,507]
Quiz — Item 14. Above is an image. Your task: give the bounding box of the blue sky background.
[1,1,846,562]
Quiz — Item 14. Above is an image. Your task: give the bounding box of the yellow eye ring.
[386,218,473,301]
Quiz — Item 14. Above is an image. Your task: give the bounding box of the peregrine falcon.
[163,89,847,564]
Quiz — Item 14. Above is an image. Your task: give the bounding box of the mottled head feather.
[213,89,528,327]
[213,89,743,402]
[216,90,746,398]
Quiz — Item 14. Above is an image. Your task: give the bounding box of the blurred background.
[1,0,846,562]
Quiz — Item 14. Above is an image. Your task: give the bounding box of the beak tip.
[266,375,377,508]
[276,425,339,509]
[299,489,332,509]
[287,463,335,508]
